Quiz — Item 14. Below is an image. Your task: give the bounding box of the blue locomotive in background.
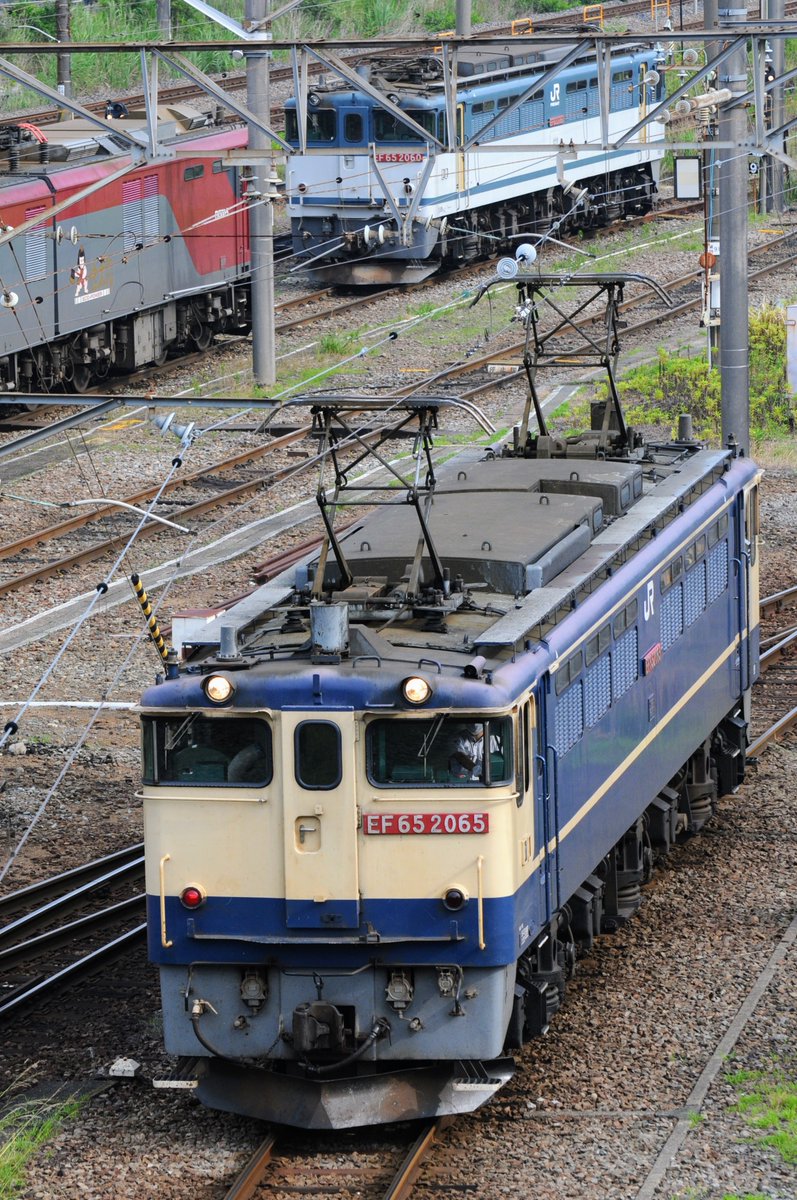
[141,272,759,1128]
[285,41,667,283]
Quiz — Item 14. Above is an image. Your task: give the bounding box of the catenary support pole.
[246,0,277,387]
[718,17,750,455]
[455,0,472,37]
[56,0,71,99]
[157,0,172,41]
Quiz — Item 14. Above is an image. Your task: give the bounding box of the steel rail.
[748,705,797,757]
[0,842,144,917]
[0,199,709,423]
[275,283,403,332]
[0,411,420,597]
[5,233,793,598]
[0,855,144,950]
[383,1120,442,1200]
[0,924,146,1022]
[0,424,316,564]
[760,623,797,650]
[0,450,316,598]
[760,583,797,615]
[395,233,797,396]
[222,1133,280,1200]
[0,289,330,423]
[759,627,797,672]
[0,894,144,971]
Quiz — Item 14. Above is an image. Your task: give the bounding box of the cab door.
[281,712,360,930]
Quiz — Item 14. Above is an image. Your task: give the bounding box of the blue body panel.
[147,891,523,967]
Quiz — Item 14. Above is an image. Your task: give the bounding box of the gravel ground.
[2,212,797,1199]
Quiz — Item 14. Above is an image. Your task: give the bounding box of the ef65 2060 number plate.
[363,812,489,835]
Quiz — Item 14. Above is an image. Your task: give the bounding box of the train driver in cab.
[448,723,485,782]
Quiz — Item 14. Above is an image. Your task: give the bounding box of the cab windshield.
[373,108,435,141]
[141,714,272,786]
[367,716,512,787]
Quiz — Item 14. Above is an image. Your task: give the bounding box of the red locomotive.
[0,108,250,393]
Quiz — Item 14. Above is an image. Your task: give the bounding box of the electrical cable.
[0,452,187,756]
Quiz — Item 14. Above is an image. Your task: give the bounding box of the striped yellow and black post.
[131,573,169,661]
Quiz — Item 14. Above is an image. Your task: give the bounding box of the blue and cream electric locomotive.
[140,273,759,1129]
[285,41,667,284]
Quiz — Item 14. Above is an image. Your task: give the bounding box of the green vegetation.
[413,300,441,318]
[594,305,795,444]
[1,0,237,99]
[726,1065,797,1166]
[0,1089,82,1196]
[0,0,581,101]
[319,332,355,356]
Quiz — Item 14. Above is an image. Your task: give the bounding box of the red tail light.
[180,885,205,910]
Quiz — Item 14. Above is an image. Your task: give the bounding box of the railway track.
[391,228,797,399]
[0,422,316,596]
[0,289,334,420]
[750,578,797,754]
[0,409,407,600]
[0,844,145,1021]
[220,1120,443,1200]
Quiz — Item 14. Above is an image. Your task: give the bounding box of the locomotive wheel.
[189,304,214,350]
[63,359,92,393]
[191,321,213,351]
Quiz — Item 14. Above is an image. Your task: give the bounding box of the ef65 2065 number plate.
[363,812,489,835]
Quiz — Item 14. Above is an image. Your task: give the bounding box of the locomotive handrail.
[476,855,486,951]
[159,854,173,949]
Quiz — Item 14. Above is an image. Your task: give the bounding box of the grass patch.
[593,305,795,443]
[412,300,440,318]
[319,332,355,357]
[0,1087,83,1196]
[726,1066,797,1165]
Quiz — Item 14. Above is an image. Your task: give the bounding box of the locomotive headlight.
[401,676,432,705]
[180,884,206,910]
[443,887,469,912]
[203,674,235,704]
